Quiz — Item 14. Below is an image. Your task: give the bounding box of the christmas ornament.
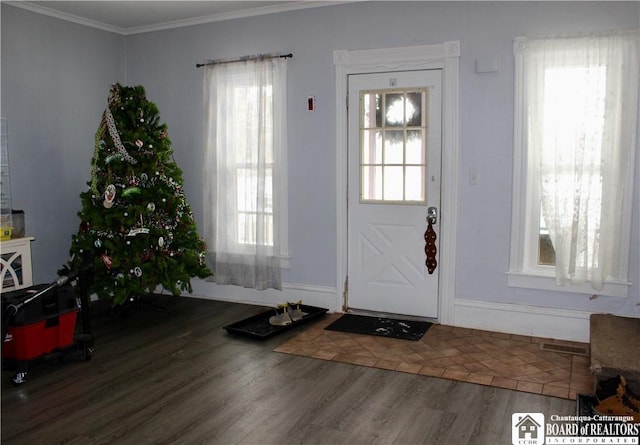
[127,227,150,237]
[158,236,165,247]
[101,254,113,269]
[94,239,102,248]
[103,184,116,208]
[135,139,143,148]
[147,202,156,212]
[134,267,143,277]
[122,186,141,197]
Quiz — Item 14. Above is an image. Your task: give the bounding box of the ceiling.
[7,1,342,35]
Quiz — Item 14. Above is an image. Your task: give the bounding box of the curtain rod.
[196,53,292,68]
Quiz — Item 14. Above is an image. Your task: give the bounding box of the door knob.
[427,207,438,225]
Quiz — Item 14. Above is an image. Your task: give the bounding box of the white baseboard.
[183,282,591,342]
[453,298,591,342]
[187,278,337,311]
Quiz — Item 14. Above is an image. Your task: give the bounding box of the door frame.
[334,41,460,324]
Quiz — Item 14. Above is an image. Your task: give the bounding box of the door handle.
[427,207,438,225]
[424,207,438,274]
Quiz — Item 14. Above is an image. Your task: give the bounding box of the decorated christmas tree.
[64,83,211,305]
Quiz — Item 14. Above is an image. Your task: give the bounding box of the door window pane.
[406,129,424,164]
[362,166,382,200]
[362,130,382,164]
[405,166,425,201]
[384,130,404,164]
[385,93,404,126]
[383,166,403,200]
[362,92,383,128]
[406,92,424,126]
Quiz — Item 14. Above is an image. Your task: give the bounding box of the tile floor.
[274,313,594,400]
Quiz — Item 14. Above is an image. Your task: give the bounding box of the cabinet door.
[1,238,34,291]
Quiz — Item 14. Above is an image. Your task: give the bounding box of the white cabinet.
[1,237,35,291]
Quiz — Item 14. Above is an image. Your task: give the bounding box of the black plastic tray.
[223,304,328,339]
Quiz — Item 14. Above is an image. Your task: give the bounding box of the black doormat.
[324,314,432,341]
[223,305,328,339]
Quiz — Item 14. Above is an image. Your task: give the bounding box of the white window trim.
[507,36,634,298]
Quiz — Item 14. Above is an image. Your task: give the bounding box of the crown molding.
[4,1,349,36]
[5,1,125,34]
[125,1,347,36]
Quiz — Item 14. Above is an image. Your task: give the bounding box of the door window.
[360,88,428,204]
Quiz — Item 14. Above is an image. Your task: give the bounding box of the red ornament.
[101,254,113,270]
[141,249,152,262]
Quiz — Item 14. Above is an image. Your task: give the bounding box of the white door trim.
[334,42,460,324]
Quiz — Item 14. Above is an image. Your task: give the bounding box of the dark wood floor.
[2,296,574,444]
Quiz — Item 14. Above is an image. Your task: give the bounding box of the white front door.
[347,70,442,318]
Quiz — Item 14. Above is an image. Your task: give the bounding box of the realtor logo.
[512,413,545,445]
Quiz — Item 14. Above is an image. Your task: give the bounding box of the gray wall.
[1,5,125,282]
[2,2,639,317]
[124,1,640,315]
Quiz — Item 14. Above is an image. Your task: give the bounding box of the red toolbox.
[2,283,78,361]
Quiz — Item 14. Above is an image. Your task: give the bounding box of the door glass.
[360,88,428,203]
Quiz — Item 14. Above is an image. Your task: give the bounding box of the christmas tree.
[64,83,211,305]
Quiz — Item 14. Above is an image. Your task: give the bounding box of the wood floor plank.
[2,297,575,444]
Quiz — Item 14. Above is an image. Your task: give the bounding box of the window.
[203,56,288,290]
[360,88,428,203]
[508,31,639,297]
[230,83,276,247]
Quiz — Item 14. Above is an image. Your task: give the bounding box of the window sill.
[506,271,630,298]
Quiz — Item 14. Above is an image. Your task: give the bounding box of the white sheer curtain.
[525,31,639,289]
[203,56,287,290]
